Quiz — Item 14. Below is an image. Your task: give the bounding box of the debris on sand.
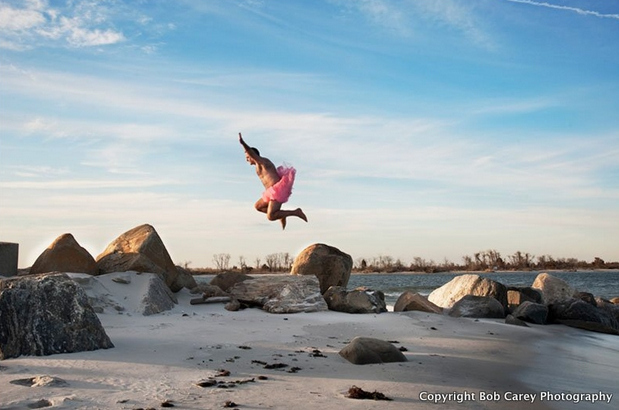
[346,385,392,401]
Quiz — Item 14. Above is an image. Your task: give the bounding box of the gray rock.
[291,243,352,294]
[505,314,529,327]
[549,298,619,335]
[96,224,183,292]
[394,291,443,314]
[339,337,407,365]
[507,286,542,311]
[511,301,548,324]
[210,271,253,292]
[30,234,97,275]
[323,286,387,314]
[448,295,506,318]
[532,272,575,305]
[428,274,508,310]
[228,275,328,314]
[0,273,114,360]
[0,242,18,277]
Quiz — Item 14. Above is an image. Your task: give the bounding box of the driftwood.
[190,296,232,305]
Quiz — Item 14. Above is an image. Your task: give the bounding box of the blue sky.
[1,0,618,269]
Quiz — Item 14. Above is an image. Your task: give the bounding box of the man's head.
[245,147,260,165]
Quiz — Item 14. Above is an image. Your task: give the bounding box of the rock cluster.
[23,224,196,293]
[394,272,619,336]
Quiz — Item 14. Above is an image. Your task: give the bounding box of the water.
[347,270,619,307]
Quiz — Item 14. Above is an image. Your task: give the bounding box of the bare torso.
[255,158,281,189]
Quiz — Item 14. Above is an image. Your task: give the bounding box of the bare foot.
[296,208,308,222]
[280,217,287,230]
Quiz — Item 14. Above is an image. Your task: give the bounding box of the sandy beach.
[1,274,617,410]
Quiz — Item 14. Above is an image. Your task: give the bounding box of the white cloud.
[0,0,125,49]
[0,2,45,31]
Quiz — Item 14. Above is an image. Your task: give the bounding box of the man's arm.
[239,132,261,162]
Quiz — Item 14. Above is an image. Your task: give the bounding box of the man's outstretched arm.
[239,132,261,161]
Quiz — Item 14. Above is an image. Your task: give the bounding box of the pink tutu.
[262,165,296,203]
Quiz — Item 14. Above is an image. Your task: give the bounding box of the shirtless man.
[239,133,307,229]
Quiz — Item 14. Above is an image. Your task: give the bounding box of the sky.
[1,0,618,269]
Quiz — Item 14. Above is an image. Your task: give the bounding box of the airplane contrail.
[506,0,619,20]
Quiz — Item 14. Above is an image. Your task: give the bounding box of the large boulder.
[96,224,192,292]
[0,273,114,360]
[428,274,508,310]
[29,234,97,275]
[339,337,407,365]
[549,299,619,335]
[448,295,506,319]
[511,301,548,325]
[228,275,328,314]
[532,273,575,305]
[394,291,443,314]
[323,286,387,314]
[291,243,352,294]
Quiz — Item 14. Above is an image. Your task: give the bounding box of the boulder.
[393,291,443,314]
[549,298,619,335]
[96,224,183,292]
[228,275,328,314]
[0,273,114,359]
[210,271,253,292]
[507,286,542,311]
[448,295,506,319]
[428,274,508,310]
[505,314,529,327]
[174,265,198,291]
[29,234,97,275]
[511,301,548,325]
[0,242,18,277]
[532,273,575,305]
[575,291,597,307]
[339,337,407,365]
[596,298,619,323]
[323,286,387,314]
[291,243,352,294]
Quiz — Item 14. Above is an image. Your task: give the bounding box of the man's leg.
[254,198,268,214]
[266,201,308,230]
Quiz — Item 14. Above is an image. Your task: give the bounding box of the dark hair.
[251,147,260,156]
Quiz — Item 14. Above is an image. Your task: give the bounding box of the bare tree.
[254,257,261,269]
[265,254,278,271]
[212,253,231,271]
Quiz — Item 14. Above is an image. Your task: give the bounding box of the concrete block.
[0,242,19,276]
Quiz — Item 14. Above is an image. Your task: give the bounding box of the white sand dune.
[0,275,617,409]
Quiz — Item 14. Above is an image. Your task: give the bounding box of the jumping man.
[239,133,307,229]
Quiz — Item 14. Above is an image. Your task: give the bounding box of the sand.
[0,275,617,410]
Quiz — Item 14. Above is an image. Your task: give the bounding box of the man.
[239,133,307,229]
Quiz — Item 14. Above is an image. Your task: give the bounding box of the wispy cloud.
[0,0,125,49]
[0,178,177,190]
[505,0,619,20]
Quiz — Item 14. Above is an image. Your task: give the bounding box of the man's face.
[245,153,256,165]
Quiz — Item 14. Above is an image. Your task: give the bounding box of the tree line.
[185,250,618,273]
[355,250,618,273]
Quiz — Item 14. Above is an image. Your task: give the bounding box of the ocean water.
[347,270,619,306]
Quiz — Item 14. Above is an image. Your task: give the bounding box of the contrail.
[506,0,619,20]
